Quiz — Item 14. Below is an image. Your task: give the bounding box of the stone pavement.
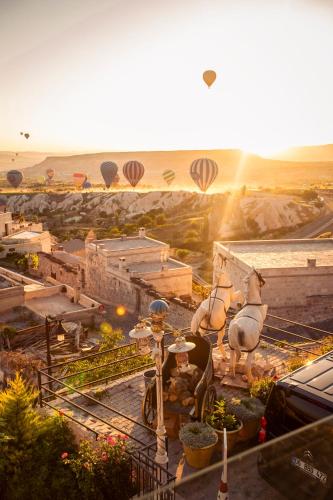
[46,340,294,480]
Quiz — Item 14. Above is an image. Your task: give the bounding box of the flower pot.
[182,434,218,469]
[207,421,243,455]
[239,418,260,442]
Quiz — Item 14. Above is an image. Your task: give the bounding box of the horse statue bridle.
[253,268,266,288]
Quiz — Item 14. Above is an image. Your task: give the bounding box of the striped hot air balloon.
[190,158,218,192]
[123,161,144,188]
[163,169,175,186]
[100,161,118,188]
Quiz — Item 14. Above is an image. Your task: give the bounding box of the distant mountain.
[20,148,333,188]
[272,144,333,162]
[0,151,51,172]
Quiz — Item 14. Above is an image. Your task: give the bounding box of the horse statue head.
[213,253,232,286]
[244,268,266,302]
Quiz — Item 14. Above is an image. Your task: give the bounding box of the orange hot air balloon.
[73,172,86,189]
[203,70,216,88]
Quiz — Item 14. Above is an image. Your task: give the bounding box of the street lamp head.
[149,299,169,320]
[129,321,152,354]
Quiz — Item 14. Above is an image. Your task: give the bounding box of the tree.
[176,248,190,260]
[155,214,166,225]
[138,214,153,227]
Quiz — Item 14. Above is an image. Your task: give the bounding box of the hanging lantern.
[129,321,152,354]
[55,320,66,342]
[167,336,195,373]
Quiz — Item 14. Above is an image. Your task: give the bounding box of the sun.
[243,143,286,158]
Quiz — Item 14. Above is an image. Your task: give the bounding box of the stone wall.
[34,252,82,290]
[214,242,333,326]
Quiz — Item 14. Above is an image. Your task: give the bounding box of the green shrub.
[63,436,136,500]
[287,356,307,372]
[0,374,78,500]
[249,377,275,404]
[176,248,190,260]
[226,397,264,423]
[206,399,240,431]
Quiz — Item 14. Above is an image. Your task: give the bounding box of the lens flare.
[116,305,126,317]
[100,322,113,334]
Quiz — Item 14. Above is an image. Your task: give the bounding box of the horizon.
[1,0,333,155]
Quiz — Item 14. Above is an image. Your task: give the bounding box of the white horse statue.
[228,268,268,384]
[191,254,243,360]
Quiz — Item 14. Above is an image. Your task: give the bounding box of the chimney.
[139,227,146,238]
[119,256,126,270]
[74,286,81,304]
[307,258,316,268]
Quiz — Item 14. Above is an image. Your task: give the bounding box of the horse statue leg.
[242,351,255,384]
[217,325,227,361]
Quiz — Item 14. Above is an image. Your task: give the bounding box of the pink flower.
[61,452,68,459]
[101,451,108,462]
[107,435,116,445]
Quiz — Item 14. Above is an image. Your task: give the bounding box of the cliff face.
[2,191,326,238]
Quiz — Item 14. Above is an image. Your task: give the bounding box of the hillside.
[0,151,50,172]
[2,191,327,240]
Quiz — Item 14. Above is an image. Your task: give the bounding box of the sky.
[1,0,333,155]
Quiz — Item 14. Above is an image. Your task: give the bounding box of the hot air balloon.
[112,174,120,187]
[7,170,23,188]
[100,161,118,188]
[163,169,175,186]
[83,180,92,189]
[73,172,86,189]
[24,133,30,139]
[190,158,218,192]
[123,160,144,188]
[20,132,24,136]
[46,168,55,180]
[203,70,216,88]
[15,153,18,156]
[11,158,15,162]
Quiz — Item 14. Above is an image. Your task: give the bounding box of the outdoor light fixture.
[56,320,66,342]
[129,321,152,355]
[167,336,195,373]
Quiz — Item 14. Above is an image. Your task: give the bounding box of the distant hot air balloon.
[20,132,24,136]
[100,161,118,188]
[73,172,86,189]
[24,133,30,139]
[203,70,216,88]
[112,174,120,187]
[15,153,18,156]
[11,158,15,162]
[123,161,144,188]
[163,169,175,186]
[190,158,218,192]
[7,170,23,188]
[46,168,55,180]
[83,180,92,189]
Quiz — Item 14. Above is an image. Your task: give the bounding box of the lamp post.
[45,315,66,393]
[130,300,197,468]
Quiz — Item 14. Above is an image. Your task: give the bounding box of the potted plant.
[227,397,264,441]
[179,421,218,469]
[206,399,243,453]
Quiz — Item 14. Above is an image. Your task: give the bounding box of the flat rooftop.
[220,239,333,268]
[109,259,187,274]
[52,251,81,266]
[7,230,41,240]
[26,295,85,317]
[93,236,167,252]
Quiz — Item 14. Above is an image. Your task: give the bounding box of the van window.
[266,386,331,435]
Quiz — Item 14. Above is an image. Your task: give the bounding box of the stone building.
[214,239,333,324]
[85,228,192,310]
[33,251,85,290]
[0,211,50,256]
